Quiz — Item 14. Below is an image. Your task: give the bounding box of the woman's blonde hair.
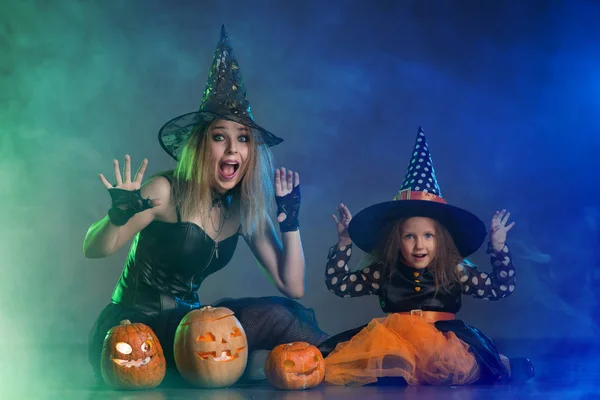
[170,118,275,238]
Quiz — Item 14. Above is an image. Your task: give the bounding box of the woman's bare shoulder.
[140,174,176,222]
[142,175,172,197]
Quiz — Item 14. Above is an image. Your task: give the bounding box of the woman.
[84,26,327,383]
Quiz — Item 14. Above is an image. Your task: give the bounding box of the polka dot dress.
[326,244,383,298]
[457,242,516,300]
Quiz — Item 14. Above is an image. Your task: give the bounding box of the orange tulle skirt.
[324,313,480,386]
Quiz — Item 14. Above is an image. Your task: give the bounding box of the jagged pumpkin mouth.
[196,348,246,362]
[283,362,320,377]
[112,355,154,368]
[291,366,320,376]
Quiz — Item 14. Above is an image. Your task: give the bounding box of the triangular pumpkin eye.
[197,332,216,341]
[230,327,242,337]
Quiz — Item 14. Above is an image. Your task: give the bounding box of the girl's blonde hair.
[373,217,464,293]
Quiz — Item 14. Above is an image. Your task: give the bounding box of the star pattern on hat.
[201,26,254,121]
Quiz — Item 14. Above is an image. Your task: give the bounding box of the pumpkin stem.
[120,320,132,325]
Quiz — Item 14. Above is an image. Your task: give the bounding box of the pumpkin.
[174,306,248,388]
[264,342,325,390]
[100,319,166,389]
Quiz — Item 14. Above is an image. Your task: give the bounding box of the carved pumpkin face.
[100,320,166,389]
[265,342,325,390]
[174,306,248,388]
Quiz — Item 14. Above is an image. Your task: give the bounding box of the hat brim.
[158,111,284,161]
[348,200,487,258]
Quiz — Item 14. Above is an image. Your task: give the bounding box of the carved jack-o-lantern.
[174,306,248,388]
[265,342,325,390]
[100,320,166,389]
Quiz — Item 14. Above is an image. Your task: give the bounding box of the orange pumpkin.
[265,342,325,390]
[174,306,248,388]
[100,320,166,389]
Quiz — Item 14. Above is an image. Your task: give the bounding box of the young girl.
[319,128,534,386]
[85,26,327,383]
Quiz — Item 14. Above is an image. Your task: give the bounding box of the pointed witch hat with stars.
[158,25,283,160]
[348,127,487,258]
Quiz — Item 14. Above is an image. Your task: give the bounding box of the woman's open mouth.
[219,160,240,180]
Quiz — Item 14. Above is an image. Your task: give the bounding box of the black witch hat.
[348,127,487,258]
[159,25,283,160]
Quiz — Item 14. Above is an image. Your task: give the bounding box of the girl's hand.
[490,209,515,252]
[332,203,352,247]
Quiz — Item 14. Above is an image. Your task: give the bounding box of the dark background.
[1,0,598,392]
